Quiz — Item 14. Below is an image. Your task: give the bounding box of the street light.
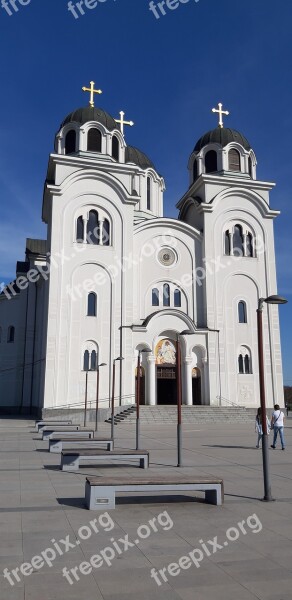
[111,357,124,443]
[95,362,106,432]
[257,294,288,501]
[177,329,193,467]
[136,349,151,449]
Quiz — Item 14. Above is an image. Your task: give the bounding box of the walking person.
[271,404,285,450]
[255,407,270,448]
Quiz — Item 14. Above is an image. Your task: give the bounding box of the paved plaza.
[0,416,292,600]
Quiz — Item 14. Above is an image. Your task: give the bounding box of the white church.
[0,87,285,415]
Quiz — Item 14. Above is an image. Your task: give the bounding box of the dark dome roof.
[194,127,251,152]
[125,146,155,170]
[61,107,117,131]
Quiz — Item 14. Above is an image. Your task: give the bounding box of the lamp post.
[257,295,287,501]
[176,329,193,467]
[111,357,124,443]
[84,369,89,427]
[95,362,106,432]
[136,349,151,450]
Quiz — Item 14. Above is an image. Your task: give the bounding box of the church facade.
[0,97,285,414]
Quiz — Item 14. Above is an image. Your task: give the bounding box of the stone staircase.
[105,405,256,425]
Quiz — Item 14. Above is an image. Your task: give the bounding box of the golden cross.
[115,111,134,135]
[82,81,102,108]
[212,102,230,128]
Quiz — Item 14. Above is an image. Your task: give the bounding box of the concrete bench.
[85,475,224,510]
[36,420,73,432]
[48,429,95,441]
[41,426,90,440]
[49,438,114,453]
[61,449,149,471]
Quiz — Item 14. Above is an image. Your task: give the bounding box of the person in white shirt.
[271,404,285,450]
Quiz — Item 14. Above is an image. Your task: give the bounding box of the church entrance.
[157,367,177,405]
[192,368,202,405]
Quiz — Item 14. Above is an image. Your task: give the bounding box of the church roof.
[26,239,47,256]
[125,146,155,170]
[60,107,117,131]
[194,127,251,152]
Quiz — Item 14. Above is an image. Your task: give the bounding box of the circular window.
[157,248,177,267]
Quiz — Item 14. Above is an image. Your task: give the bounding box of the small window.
[233,225,244,257]
[238,354,244,374]
[87,210,99,245]
[65,130,76,154]
[102,219,110,246]
[249,156,253,178]
[244,354,251,374]
[147,177,151,210]
[246,233,254,258]
[76,216,84,243]
[224,230,231,255]
[83,350,90,371]
[91,350,97,371]
[229,149,241,172]
[174,289,181,307]
[163,284,170,307]
[87,293,97,317]
[112,136,119,161]
[7,326,15,343]
[238,301,247,324]
[193,159,198,182]
[87,128,102,152]
[152,288,159,307]
[205,150,217,173]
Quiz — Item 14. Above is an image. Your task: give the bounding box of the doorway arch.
[192,367,201,405]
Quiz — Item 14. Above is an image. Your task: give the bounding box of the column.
[146,355,156,405]
[99,219,105,246]
[229,231,234,255]
[183,358,193,406]
[201,357,209,405]
[83,217,88,243]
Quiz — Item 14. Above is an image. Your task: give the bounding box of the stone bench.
[85,475,224,510]
[41,426,91,440]
[61,449,149,471]
[49,437,114,453]
[36,420,73,432]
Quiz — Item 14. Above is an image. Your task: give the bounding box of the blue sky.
[0,0,291,383]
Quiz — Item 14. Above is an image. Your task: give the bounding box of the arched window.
[83,350,90,371]
[174,289,181,307]
[233,225,244,256]
[152,288,159,307]
[76,216,84,243]
[193,159,198,181]
[112,136,119,161]
[91,350,97,371]
[205,150,217,173]
[238,301,247,323]
[7,326,15,343]
[238,354,244,374]
[147,177,151,210]
[87,128,102,152]
[229,149,241,172]
[224,230,231,255]
[87,210,99,245]
[244,354,251,374]
[249,156,253,178]
[65,130,76,154]
[102,219,110,246]
[87,293,97,317]
[246,233,254,257]
[163,284,170,307]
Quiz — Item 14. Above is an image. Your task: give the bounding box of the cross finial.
[82,81,102,108]
[115,111,134,135]
[212,102,230,128]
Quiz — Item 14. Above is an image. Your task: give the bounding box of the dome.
[194,127,251,152]
[125,146,155,170]
[61,106,117,131]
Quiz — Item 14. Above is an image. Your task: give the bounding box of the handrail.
[216,395,244,408]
